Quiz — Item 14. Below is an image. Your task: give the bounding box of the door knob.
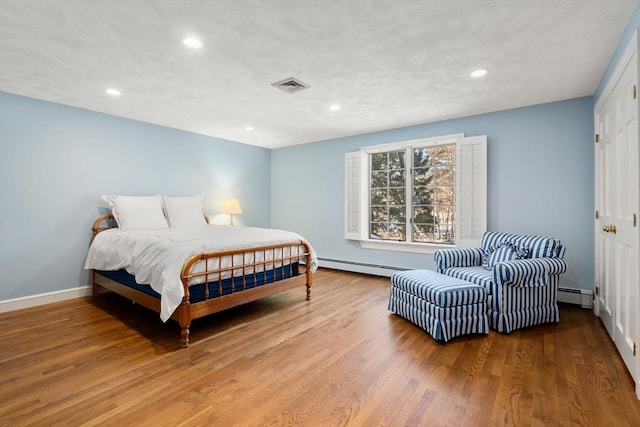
[611,225,617,234]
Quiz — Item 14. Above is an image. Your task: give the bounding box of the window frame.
[345,133,486,254]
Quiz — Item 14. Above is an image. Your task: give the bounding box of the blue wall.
[0,92,271,300]
[3,0,638,302]
[271,97,595,291]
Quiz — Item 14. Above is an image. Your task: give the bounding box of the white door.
[595,104,615,337]
[595,42,640,399]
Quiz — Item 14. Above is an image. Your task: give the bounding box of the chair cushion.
[443,266,493,295]
[481,232,562,259]
[513,235,561,258]
[483,242,528,270]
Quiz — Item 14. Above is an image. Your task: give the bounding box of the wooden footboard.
[90,214,313,348]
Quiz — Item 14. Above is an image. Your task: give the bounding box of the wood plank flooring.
[1,268,638,426]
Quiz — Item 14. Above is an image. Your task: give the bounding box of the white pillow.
[162,195,207,228]
[101,195,169,231]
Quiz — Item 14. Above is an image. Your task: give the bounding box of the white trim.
[345,150,367,240]
[319,260,398,277]
[456,135,488,247]
[595,28,638,111]
[360,239,449,254]
[319,262,595,309]
[0,286,91,313]
[0,277,598,313]
[347,133,487,249]
[360,133,464,153]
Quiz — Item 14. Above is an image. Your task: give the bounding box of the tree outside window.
[412,144,455,244]
[369,150,406,241]
[369,144,455,244]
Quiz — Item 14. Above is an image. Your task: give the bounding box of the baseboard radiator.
[318,258,593,309]
[318,258,405,278]
[556,286,594,309]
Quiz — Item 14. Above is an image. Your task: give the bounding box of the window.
[345,134,487,253]
[370,149,406,241]
[411,144,456,244]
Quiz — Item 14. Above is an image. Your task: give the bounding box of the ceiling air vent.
[271,77,310,94]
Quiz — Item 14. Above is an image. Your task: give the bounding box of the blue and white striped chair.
[434,232,567,334]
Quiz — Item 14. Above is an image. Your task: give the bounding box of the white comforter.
[85,225,318,321]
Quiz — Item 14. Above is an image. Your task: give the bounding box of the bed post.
[91,270,99,296]
[178,301,191,348]
[305,242,312,301]
[90,215,115,298]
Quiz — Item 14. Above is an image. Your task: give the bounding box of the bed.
[86,213,317,348]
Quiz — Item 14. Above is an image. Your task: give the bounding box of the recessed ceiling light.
[329,104,341,111]
[105,88,121,96]
[244,126,254,131]
[182,37,202,49]
[470,69,488,78]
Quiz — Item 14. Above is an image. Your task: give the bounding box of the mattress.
[99,263,299,302]
[85,225,317,320]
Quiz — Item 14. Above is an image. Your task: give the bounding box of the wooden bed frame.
[90,214,313,348]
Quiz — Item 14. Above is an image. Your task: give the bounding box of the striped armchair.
[434,232,567,333]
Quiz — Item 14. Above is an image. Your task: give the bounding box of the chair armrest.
[434,248,483,273]
[493,258,567,287]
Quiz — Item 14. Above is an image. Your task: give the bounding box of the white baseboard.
[0,269,595,313]
[319,258,594,309]
[0,286,91,313]
[319,259,399,277]
[558,287,593,309]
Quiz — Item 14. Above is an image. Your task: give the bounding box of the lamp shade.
[221,198,243,214]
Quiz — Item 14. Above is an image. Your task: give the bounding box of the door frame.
[594,29,640,400]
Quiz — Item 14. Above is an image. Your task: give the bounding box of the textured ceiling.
[0,0,636,148]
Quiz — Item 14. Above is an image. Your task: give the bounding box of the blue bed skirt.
[98,263,300,304]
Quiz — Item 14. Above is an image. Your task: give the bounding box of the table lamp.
[221,198,243,225]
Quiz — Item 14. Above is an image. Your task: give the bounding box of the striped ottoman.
[388,269,489,342]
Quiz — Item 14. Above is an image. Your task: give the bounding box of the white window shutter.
[456,135,487,247]
[345,151,364,240]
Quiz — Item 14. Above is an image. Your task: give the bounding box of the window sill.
[359,239,454,254]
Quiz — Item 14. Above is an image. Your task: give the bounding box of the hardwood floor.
[1,268,638,426]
